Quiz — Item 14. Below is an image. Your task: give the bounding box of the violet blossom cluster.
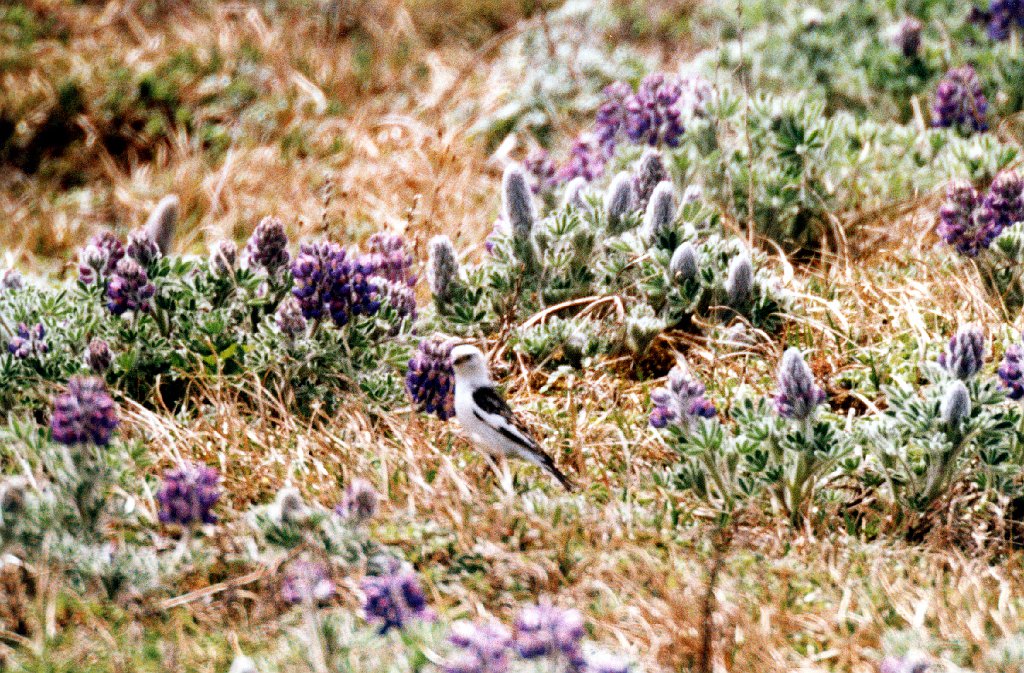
[50,377,119,447]
[406,336,456,420]
[513,602,586,672]
[290,241,381,326]
[939,325,985,381]
[649,365,717,430]
[281,560,336,605]
[931,65,988,133]
[78,232,125,286]
[935,172,1024,257]
[366,232,417,318]
[156,462,221,527]
[106,258,156,316]
[999,343,1024,400]
[774,348,826,422]
[443,621,513,673]
[7,323,47,359]
[360,560,434,633]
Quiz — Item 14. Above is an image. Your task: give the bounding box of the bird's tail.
[533,450,575,492]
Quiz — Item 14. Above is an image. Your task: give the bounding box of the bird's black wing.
[472,386,539,449]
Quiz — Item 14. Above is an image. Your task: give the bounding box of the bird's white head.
[450,344,491,385]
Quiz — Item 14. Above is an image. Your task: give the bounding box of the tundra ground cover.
[6,1,1024,672]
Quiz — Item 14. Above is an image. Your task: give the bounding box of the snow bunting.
[450,344,573,491]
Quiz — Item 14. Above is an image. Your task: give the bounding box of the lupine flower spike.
[774,348,826,423]
[632,149,668,212]
[999,343,1024,400]
[126,228,162,267]
[361,560,434,633]
[939,325,985,380]
[406,337,456,420]
[443,620,513,673]
[932,65,988,133]
[514,601,587,671]
[7,323,47,359]
[156,462,221,526]
[642,181,676,243]
[244,216,291,277]
[275,297,307,338]
[84,338,113,373]
[106,258,156,316]
[650,364,716,430]
[562,177,591,210]
[78,232,125,285]
[51,377,118,446]
[210,240,238,275]
[937,180,994,256]
[503,164,537,270]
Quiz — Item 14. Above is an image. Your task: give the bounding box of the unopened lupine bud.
[210,240,238,275]
[632,149,668,211]
[893,17,924,58]
[273,486,309,524]
[126,228,162,267]
[682,184,703,204]
[562,177,590,210]
[670,242,699,282]
[604,171,635,233]
[774,348,826,422]
[642,181,676,242]
[7,323,47,359]
[282,560,335,605]
[428,235,459,302]
[244,216,290,276]
[144,195,179,254]
[939,325,985,380]
[78,232,125,285]
[335,478,379,523]
[228,654,259,673]
[941,380,971,427]
[84,338,113,373]
[725,252,753,306]
[503,164,536,242]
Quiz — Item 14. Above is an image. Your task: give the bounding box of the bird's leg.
[483,453,515,497]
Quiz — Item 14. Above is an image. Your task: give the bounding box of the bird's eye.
[453,354,470,366]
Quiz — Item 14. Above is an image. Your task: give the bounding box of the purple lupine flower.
[282,560,336,605]
[84,338,113,373]
[78,232,125,286]
[999,343,1024,400]
[406,336,456,420]
[290,241,336,320]
[936,180,998,256]
[649,365,716,430]
[106,257,156,315]
[594,80,632,153]
[210,240,238,276]
[524,149,558,194]
[513,602,587,672]
[443,621,513,673]
[126,229,161,267]
[893,17,924,57]
[156,462,221,526]
[275,297,307,337]
[939,325,985,381]
[335,478,379,523]
[244,216,290,276]
[774,348,826,422]
[985,0,1024,40]
[1,268,22,291]
[931,65,988,133]
[7,323,47,359]
[556,135,607,184]
[624,73,686,148]
[361,560,434,633]
[50,377,118,446]
[325,248,381,326]
[366,233,417,318]
[981,169,1024,235]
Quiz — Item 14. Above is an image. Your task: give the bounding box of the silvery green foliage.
[0,417,162,598]
[658,372,852,525]
[247,486,388,570]
[513,316,611,370]
[144,195,179,255]
[856,356,1024,517]
[472,0,649,149]
[424,172,790,365]
[624,304,665,356]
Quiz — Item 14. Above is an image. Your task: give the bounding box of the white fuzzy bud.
[604,171,635,233]
[427,235,459,301]
[562,177,590,211]
[725,251,753,306]
[502,164,536,242]
[642,181,677,242]
[670,242,699,281]
[941,380,971,427]
[144,195,180,254]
